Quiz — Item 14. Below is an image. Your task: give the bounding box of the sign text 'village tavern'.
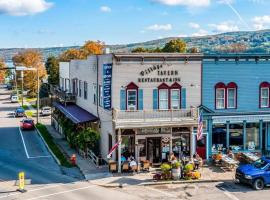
[138,64,181,83]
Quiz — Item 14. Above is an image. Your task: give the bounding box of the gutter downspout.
[96,55,100,120]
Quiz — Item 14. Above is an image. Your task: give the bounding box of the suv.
[236,157,270,190]
[15,107,25,117]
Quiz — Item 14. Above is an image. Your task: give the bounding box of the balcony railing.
[112,108,197,126]
[50,85,76,104]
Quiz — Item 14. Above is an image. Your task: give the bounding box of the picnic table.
[241,152,260,163]
[221,155,239,171]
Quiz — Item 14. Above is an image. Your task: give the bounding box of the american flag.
[197,111,203,141]
[107,139,121,159]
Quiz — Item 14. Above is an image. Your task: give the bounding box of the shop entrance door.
[147,138,161,164]
[196,135,207,159]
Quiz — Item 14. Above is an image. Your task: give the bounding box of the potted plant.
[160,163,171,180]
[183,163,194,180]
[171,161,182,180]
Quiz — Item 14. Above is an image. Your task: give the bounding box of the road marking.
[29,155,51,159]
[25,185,95,200]
[18,127,30,159]
[220,187,240,200]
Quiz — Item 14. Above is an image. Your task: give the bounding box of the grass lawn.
[36,123,73,167]
[25,110,33,117]
[22,105,28,110]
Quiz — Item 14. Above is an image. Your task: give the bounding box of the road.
[0,86,138,200]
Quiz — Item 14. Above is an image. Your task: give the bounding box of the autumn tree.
[81,40,104,57]
[45,56,59,86]
[59,48,84,62]
[59,41,105,62]
[162,39,187,53]
[217,43,248,53]
[0,58,7,84]
[131,47,149,53]
[12,50,47,97]
[189,47,200,53]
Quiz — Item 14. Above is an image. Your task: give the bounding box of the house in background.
[202,54,270,159]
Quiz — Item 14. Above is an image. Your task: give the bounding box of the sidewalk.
[90,164,235,188]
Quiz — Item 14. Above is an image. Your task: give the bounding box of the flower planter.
[172,168,181,180]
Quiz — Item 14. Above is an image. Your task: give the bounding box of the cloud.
[189,22,200,29]
[152,0,210,7]
[0,0,53,16]
[252,15,270,30]
[209,22,239,33]
[191,29,208,37]
[177,34,188,37]
[100,6,111,12]
[146,24,172,31]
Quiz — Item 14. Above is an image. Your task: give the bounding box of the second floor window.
[227,88,236,109]
[261,87,269,108]
[216,88,225,109]
[93,84,97,104]
[171,89,180,109]
[79,80,82,97]
[84,81,88,99]
[159,89,169,110]
[127,89,137,110]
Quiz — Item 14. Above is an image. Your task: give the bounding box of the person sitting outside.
[192,153,202,170]
[129,157,138,172]
[121,154,126,162]
[227,148,235,159]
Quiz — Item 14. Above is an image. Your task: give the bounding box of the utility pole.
[14,70,18,97]
[36,67,40,124]
[21,71,24,107]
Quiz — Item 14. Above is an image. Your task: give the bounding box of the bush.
[161,163,171,173]
[184,163,194,172]
[172,161,181,169]
[36,123,72,167]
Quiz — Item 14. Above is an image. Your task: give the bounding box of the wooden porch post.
[170,127,173,153]
[118,128,122,173]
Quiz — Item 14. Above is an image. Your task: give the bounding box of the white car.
[11,95,19,103]
[40,107,51,116]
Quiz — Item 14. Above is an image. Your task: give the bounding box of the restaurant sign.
[138,64,181,83]
[103,63,112,110]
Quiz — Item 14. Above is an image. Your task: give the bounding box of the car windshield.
[253,159,268,169]
[24,120,33,123]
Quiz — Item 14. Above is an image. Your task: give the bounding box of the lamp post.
[21,71,24,107]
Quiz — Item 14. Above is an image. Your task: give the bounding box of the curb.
[95,179,233,188]
[35,126,61,166]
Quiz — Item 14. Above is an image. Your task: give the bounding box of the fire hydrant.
[70,154,76,166]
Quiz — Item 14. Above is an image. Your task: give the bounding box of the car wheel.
[253,178,264,190]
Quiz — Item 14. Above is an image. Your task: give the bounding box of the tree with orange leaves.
[12,50,47,97]
[0,58,7,84]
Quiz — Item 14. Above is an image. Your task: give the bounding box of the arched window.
[126,82,138,110]
[170,82,182,109]
[227,82,237,109]
[158,83,170,110]
[215,82,226,109]
[260,82,270,108]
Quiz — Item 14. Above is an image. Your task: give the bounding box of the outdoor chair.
[122,161,129,172]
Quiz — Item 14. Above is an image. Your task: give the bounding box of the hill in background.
[1,29,270,62]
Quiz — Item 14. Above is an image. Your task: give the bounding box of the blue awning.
[53,102,98,124]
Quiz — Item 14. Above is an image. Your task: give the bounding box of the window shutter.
[181,88,186,109]
[120,89,126,110]
[138,89,143,110]
[153,89,158,110]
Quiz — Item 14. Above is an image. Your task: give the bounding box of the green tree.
[0,58,7,83]
[162,39,187,53]
[76,128,100,154]
[131,47,149,53]
[45,56,59,86]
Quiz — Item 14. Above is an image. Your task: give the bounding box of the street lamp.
[16,66,40,124]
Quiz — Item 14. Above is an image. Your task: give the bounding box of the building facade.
[54,53,203,169]
[202,54,270,159]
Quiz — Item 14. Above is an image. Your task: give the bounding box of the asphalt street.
[0,86,138,200]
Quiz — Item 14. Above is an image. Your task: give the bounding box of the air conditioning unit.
[172,106,179,110]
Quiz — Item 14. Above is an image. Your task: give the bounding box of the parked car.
[11,95,19,103]
[20,118,34,130]
[6,84,12,90]
[14,107,25,117]
[235,157,270,190]
[40,107,51,116]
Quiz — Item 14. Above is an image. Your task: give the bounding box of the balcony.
[50,85,76,104]
[112,108,198,129]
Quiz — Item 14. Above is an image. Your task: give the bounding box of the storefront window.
[138,139,146,157]
[127,89,137,110]
[246,123,260,150]
[121,135,135,158]
[171,89,180,109]
[172,131,190,157]
[212,124,227,152]
[229,124,243,150]
[159,89,169,110]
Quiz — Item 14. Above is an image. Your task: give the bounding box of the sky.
[0,0,269,48]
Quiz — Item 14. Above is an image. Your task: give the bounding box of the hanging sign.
[103,63,112,110]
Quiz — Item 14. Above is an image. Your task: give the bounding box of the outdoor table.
[242,152,260,163]
[221,155,239,170]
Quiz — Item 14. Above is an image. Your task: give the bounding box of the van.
[11,95,19,103]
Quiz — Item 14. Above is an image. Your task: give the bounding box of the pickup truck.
[235,157,270,190]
